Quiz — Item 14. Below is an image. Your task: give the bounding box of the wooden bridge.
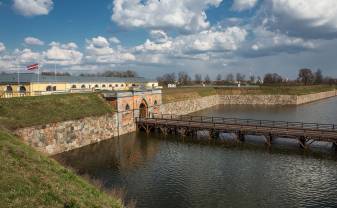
[136,114,337,150]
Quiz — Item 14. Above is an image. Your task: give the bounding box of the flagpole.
[54,63,56,83]
[38,64,40,83]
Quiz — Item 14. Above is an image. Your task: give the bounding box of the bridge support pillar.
[210,130,219,140]
[333,142,337,151]
[265,134,273,148]
[236,132,245,143]
[298,136,308,150]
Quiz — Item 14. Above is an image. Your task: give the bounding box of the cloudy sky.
[0,0,337,79]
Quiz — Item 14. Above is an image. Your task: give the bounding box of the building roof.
[0,73,155,84]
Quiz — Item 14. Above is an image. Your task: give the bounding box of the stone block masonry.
[161,90,337,115]
[15,114,136,155]
[160,95,220,115]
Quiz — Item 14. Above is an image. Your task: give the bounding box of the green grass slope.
[0,93,113,130]
[0,129,123,208]
[162,85,336,103]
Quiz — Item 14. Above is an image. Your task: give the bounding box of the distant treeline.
[157,68,337,86]
[79,70,138,78]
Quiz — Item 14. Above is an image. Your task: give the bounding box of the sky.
[0,0,337,79]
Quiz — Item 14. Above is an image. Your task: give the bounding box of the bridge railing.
[143,113,337,132]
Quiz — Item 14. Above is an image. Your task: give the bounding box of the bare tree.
[226,73,234,82]
[194,74,202,84]
[204,74,211,85]
[314,69,323,84]
[157,73,176,85]
[298,68,314,85]
[236,73,245,82]
[178,71,191,86]
[216,74,222,85]
[263,73,283,84]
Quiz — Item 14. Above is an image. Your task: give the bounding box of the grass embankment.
[0,129,123,208]
[163,85,336,103]
[0,93,113,130]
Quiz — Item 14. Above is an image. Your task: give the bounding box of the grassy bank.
[162,85,336,103]
[0,93,113,130]
[0,129,123,208]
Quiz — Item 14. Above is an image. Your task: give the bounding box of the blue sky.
[0,0,337,79]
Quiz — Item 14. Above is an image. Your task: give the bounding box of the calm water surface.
[55,97,337,208]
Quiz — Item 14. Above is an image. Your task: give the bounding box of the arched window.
[53,86,57,91]
[19,86,26,93]
[132,84,136,87]
[102,84,106,88]
[115,84,119,87]
[46,86,52,91]
[94,84,99,88]
[71,85,77,89]
[109,84,113,88]
[121,84,124,87]
[125,104,130,111]
[81,84,86,89]
[6,85,13,93]
[154,100,158,105]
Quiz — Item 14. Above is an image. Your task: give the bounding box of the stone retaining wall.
[15,113,135,155]
[219,94,298,105]
[160,95,220,115]
[161,90,337,115]
[297,90,337,104]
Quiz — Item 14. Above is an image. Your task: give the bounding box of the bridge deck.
[136,114,337,143]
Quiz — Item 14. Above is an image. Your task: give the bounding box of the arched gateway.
[139,99,148,118]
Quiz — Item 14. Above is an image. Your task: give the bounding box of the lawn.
[162,85,336,103]
[0,129,123,208]
[0,93,113,130]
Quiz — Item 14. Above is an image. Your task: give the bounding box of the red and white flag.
[27,63,39,71]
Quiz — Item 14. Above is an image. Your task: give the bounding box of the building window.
[125,104,130,111]
[71,85,77,89]
[121,84,124,87]
[126,84,129,87]
[109,84,113,88]
[19,86,26,93]
[46,86,52,91]
[102,84,106,88]
[132,84,136,87]
[81,84,86,89]
[154,100,158,105]
[115,84,119,87]
[53,86,57,91]
[6,85,13,93]
[94,84,99,88]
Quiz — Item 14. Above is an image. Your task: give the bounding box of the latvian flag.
[27,63,39,71]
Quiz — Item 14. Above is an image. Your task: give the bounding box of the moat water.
[55,97,337,208]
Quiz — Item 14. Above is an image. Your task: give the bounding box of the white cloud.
[85,36,135,64]
[13,48,42,64]
[0,42,5,53]
[43,42,83,65]
[245,26,316,57]
[232,0,258,11]
[135,27,247,55]
[13,0,53,16]
[111,0,222,32]
[109,37,121,44]
[262,0,337,39]
[24,37,45,46]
